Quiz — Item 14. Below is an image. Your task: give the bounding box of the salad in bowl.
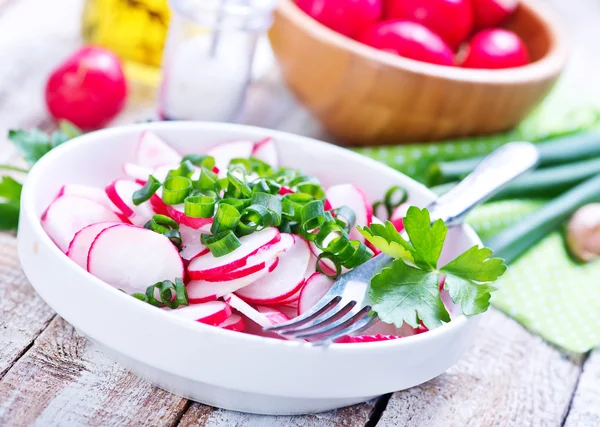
[18,122,503,414]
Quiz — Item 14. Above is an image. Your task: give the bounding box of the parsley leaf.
[0,176,22,203]
[8,120,81,166]
[358,221,414,262]
[441,246,506,315]
[402,206,447,270]
[362,205,506,329]
[369,259,450,329]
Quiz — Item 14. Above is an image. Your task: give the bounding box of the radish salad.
[42,132,506,343]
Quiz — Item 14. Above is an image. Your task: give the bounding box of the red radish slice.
[251,137,278,168]
[135,131,181,168]
[169,301,231,326]
[217,314,246,331]
[298,273,335,315]
[335,334,401,343]
[255,305,290,324]
[309,241,348,276]
[273,304,298,320]
[180,223,211,261]
[88,225,184,293]
[188,227,280,279]
[201,234,293,282]
[276,254,316,304]
[57,184,115,210]
[150,194,169,216]
[206,140,254,176]
[42,195,124,252]
[235,236,310,304]
[187,258,278,303]
[165,203,214,230]
[225,294,273,328]
[105,179,154,226]
[67,222,122,268]
[326,184,372,242]
[123,163,153,182]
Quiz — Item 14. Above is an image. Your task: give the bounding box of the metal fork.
[264,142,540,344]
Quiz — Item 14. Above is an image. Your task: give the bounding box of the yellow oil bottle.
[81,0,170,87]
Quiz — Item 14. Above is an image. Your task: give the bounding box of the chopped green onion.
[132,278,188,309]
[144,214,179,233]
[251,192,282,222]
[316,252,342,279]
[182,154,215,170]
[210,203,241,234]
[163,176,192,205]
[300,200,326,236]
[194,167,218,191]
[184,195,216,218]
[164,229,183,251]
[332,206,356,233]
[167,160,196,179]
[201,230,242,257]
[226,171,252,198]
[132,175,161,206]
[220,197,251,211]
[237,204,279,236]
[296,182,325,200]
[252,178,280,195]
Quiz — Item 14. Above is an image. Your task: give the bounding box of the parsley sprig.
[358,206,506,330]
[0,121,81,231]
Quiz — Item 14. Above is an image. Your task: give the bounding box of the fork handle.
[427,142,539,226]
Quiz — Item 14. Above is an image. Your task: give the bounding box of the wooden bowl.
[268,0,568,146]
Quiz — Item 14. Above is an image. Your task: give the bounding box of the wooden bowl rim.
[277,0,568,85]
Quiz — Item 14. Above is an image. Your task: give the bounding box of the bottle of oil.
[81,0,170,87]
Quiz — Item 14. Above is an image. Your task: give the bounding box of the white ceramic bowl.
[18,122,482,415]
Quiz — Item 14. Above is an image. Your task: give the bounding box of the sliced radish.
[273,304,298,320]
[255,305,290,324]
[188,227,280,279]
[335,334,401,343]
[165,203,214,230]
[42,195,124,252]
[57,184,115,210]
[298,273,335,315]
[150,194,169,216]
[217,314,246,331]
[88,225,184,293]
[202,234,293,282]
[326,184,372,242]
[123,163,153,182]
[169,301,231,326]
[225,294,273,328]
[180,223,211,261]
[105,179,154,226]
[235,236,310,304]
[67,222,122,268]
[187,258,278,303]
[206,139,254,176]
[135,131,181,168]
[251,137,278,168]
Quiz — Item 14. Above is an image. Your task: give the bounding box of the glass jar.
[82,0,170,86]
[158,0,276,123]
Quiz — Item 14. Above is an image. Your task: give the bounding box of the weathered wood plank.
[0,317,188,426]
[377,309,582,427]
[0,235,55,379]
[178,399,377,427]
[563,350,600,427]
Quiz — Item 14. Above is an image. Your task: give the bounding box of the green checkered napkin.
[354,87,600,353]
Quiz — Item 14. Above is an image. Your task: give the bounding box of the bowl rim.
[21,121,480,355]
[276,0,569,84]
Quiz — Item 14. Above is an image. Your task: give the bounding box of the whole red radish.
[461,28,529,69]
[45,46,127,130]
[472,0,518,29]
[358,20,454,66]
[384,0,473,49]
[295,0,382,39]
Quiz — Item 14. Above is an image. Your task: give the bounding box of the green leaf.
[8,129,53,166]
[0,176,22,204]
[8,124,81,167]
[0,203,19,231]
[358,221,414,263]
[402,206,447,270]
[441,245,507,316]
[369,259,450,329]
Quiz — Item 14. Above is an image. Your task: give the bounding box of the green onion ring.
[132,175,161,206]
[163,176,192,205]
[184,195,216,218]
[201,230,242,257]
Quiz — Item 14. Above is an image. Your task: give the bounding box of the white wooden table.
[0,0,599,425]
